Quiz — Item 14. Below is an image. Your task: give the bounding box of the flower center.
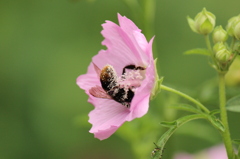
[100,64,145,108]
[118,69,144,90]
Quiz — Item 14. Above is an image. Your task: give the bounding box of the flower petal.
[94,14,151,76]
[207,145,227,159]
[127,59,155,120]
[145,36,155,59]
[88,99,130,140]
[118,13,149,64]
[76,62,102,106]
[93,126,118,140]
[76,62,100,91]
[117,13,141,34]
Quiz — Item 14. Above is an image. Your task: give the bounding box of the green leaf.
[153,113,226,159]
[170,104,202,114]
[152,114,207,159]
[227,105,240,112]
[226,94,240,113]
[233,139,240,145]
[184,48,211,56]
[160,121,177,128]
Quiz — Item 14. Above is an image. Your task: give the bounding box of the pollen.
[118,69,144,90]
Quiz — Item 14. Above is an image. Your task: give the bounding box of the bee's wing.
[89,85,112,99]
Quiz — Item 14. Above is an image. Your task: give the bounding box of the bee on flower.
[76,14,156,140]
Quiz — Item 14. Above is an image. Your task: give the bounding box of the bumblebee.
[90,64,145,108]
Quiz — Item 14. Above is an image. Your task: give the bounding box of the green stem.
[218,73,234,159]
[205,34,212,52]
[160,85,210,113]
[205,34,219,67]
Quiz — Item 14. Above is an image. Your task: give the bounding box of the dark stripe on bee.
[122,64,145,75]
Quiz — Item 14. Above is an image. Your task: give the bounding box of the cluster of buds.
[187,8,240,72]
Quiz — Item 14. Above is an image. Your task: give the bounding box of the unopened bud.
[226,14,240,36]
[214,42,231,62]
[212,26,228,43]
[233,21,240,40]
[213,42,225,53]
[187,8,216,35]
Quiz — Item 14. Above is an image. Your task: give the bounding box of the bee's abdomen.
[99,65,134,108]
[100,65,117,91]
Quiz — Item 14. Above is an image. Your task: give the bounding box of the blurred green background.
[1,0,240,159]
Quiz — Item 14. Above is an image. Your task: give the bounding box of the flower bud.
[215,49,231,62]
[226,14,240,36]
[212,26,228,43]
[187,8,216,35]
[213,42,225,53]
[233,20,240,40]
[213,42,231,62]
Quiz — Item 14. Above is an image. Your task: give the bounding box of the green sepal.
[187,16,197,33]
[226,94,240,113]
[207,115,225,132]
[184,48,211,56]
[150,58,163,100]
[170,104,202,114]
[209,109,221,115]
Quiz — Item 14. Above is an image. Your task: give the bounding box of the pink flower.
[76,13,155,140]
[174,144,227,159]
